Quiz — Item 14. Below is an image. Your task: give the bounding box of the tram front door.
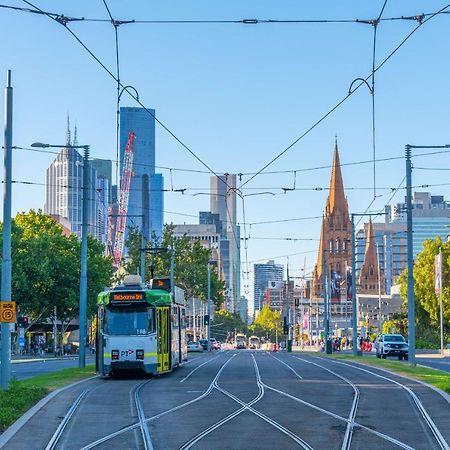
[157,306,171,372]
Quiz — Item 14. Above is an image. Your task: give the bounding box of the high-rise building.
[312,142,352,307]
[237,296,249,324]
[385,191,450,257]
[45,121,100,239]
[91,159,112,244]
[120,107,164,243]
[253,260,284,314]
[209,175,241,313]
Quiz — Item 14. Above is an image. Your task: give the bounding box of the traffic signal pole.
[1,70,13,389]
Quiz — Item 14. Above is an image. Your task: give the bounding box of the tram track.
[80,353,236,450]
[134,380,154,450]
[317,357,450,450]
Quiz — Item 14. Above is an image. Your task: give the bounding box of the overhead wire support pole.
[351,214,358,357]
[1,70,13,390]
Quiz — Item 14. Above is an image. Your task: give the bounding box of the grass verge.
[0,364,95,432]
[320,354,450,395]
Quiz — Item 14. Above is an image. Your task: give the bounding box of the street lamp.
[31,141,90,368]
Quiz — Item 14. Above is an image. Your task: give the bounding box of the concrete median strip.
[0,375,99,448]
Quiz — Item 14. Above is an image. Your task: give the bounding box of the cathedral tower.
[312,142,352,302]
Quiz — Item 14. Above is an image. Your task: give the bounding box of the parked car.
[187,341,203,352]
[198,339,208,350]
[375,334,408,360]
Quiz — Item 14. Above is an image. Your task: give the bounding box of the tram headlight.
[112,349,119,360]
[136,349,144,360]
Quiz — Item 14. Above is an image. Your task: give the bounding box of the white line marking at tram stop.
[187,391,203,393]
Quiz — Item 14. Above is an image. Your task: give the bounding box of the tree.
[210,310,248,342]
[250,305,282,341]
[0,210,114,330]
[125,224,225,308]
[398,237,450,343]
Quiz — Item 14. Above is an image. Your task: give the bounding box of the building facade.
[312,142,352,306]
[253,260,284,314]
[119,107,164,244]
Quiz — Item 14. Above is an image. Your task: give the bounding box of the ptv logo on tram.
[120,349,135,358]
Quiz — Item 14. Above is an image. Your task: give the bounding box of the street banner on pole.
[435,252,442,295]
[330,271,341,303]
[346,266,353,301]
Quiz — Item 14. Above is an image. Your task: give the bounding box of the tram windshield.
[103,306,155,335]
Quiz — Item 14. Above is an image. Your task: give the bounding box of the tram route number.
[0,301,16,323]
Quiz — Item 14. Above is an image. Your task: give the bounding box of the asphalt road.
[417,356,450,373]
[3,357,95,380]
[2,350,449,450]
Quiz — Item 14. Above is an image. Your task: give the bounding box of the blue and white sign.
[19,336,25,347]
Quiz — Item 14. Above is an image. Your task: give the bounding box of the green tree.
[210,310,248,342]
[398,237,450,344]
[250,305,282,341]
[125,224,225,308]
[0,210,113,331]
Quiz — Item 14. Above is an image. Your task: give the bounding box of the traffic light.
[18,316,29,328]
[283,316,289,335]
[204,315,210,326]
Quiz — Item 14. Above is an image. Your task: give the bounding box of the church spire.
[326,141,347,216]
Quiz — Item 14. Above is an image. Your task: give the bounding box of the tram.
[96,275,187,376]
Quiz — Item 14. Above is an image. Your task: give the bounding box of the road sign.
[0,301,16,323]
[19,336,25,347]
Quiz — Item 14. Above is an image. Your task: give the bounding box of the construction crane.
[112,131,136,267]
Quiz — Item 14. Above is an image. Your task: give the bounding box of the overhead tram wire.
[240,2,450,189]
[3,4,450,25]
[21,0,235,193]
[238,175,251,295]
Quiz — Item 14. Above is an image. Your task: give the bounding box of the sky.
[1,1,450,309]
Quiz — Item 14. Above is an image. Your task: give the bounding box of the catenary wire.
[240,2,450,189]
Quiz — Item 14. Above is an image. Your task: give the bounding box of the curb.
[0,374,99,448]
[11,357,79,364]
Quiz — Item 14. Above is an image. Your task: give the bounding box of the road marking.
[180,353,222,383]
[270,353,303,379]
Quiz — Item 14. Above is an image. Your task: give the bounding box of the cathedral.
[312,142,352,302]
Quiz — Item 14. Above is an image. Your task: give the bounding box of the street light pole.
[351,214,358,356]
[1,70,13,390]
[79,145,90,368]
[207,262,211,352]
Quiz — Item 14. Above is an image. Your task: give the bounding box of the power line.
[21,0,234,192]
[240,2,450,188]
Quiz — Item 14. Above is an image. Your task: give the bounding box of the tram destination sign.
[110,292,145,303]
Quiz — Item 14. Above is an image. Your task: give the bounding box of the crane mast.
[112,131,136,267]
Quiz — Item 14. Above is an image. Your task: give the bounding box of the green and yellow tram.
[96,275,187,376]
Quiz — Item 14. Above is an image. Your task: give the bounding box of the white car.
[375,334,408,360]
[187,341,203,352]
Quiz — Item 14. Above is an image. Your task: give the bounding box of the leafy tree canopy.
[210,310,247,341]
[0,210,113,327]
[125,224,225,308]
[250,305,282,341]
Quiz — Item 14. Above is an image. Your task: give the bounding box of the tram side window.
[104,307,156,335]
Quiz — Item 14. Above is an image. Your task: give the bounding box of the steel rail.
[44,389,89,450]
[80,354,236,450]
[320,358,450,450]
[179,352,223,383]
[293,356,359,450]
[134,380,154,450]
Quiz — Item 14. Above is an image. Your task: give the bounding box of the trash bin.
[325,339,333,354]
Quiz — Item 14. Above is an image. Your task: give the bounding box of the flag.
[435,251,442,295]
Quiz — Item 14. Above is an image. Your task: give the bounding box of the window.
[336,239,340,253]
[103,306,155,335]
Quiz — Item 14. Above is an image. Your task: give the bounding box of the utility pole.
[207,262,211,351]
[286,262,292,352]
[437,249,444,356]
[79,146,90,369]
[322,232,331,354]
[351,214,358,356]
[405,144,415,367]
[53,306,58,357]
[1,70,13,389]
[140,176,149,281]
[376,242,382,333]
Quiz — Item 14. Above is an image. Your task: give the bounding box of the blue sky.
[1,1,450,306]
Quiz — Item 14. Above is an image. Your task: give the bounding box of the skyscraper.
[253,260,284,314]
[119,107,164,243]
[45,121,100,239]
[210,174,240,312]
[91,159,112,244]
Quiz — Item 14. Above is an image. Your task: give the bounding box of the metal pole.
[140,232,145,280]
[376,242,382,332]
[439,249,444,356]
[79,145,90,369]
[405,145,415,366]
[351,214,358,356]
[53,306,58,357]
[1,70,13,389]
[170,245,174,297]
[207,263,211,351]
